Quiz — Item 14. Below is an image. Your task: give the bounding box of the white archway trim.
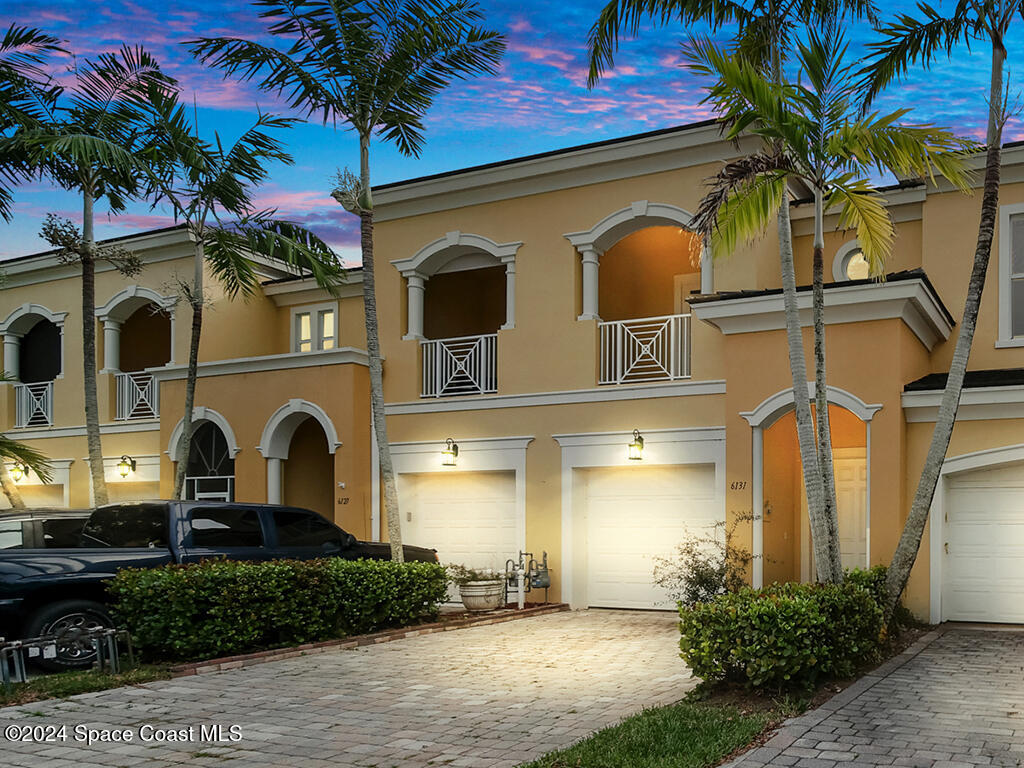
[96,285,177,321]
[167,407,241,460]
[391,231,523,279]
[741,383,883,428]
[832,239,863,282]
[742,384,880,588]
[392,231,523,339]
[563,201,705,320]
[0,303,68,334]
[258,398,341,460]
[928,442,1024,624]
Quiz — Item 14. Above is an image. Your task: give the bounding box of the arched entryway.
[168,407,240,501]
[742,385,882,586]
[260,399,340,521]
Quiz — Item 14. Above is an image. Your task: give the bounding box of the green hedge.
[678,580,883,690]
[107,558,449,661]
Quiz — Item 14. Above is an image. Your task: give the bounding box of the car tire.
[23,600,115,672]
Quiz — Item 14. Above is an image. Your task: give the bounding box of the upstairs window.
[291,303,337,353]
[998,205,1024,347]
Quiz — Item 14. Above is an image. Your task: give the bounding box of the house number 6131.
[730,481,748,490]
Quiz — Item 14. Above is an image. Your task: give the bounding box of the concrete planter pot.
[458,580,505,612]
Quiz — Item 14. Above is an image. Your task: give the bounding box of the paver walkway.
[731,628,1024,768]
[0,609,688,768]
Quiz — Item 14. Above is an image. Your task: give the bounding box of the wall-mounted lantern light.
[10,463,26,483]
[441,438,459,466]
[117,455,137,479]
[628,429,644,461]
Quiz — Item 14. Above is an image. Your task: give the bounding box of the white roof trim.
[902,384,1024,422]
[691,277,953,351]
[150,347,368,381]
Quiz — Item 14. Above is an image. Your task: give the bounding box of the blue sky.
[0,0,1015,262]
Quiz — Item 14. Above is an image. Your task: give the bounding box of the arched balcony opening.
[184,421,236,502]
[0,304,66,428]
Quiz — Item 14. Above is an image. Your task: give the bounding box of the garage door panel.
[944,464,1024,623]
[583,465,721,610]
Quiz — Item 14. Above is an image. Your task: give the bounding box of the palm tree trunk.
[778,196,832,582]
[812,187,842,582]
[359,135,403,562]
[172,239,204,499]
[884,40,1006,620]
[81,187,108,506]
[0,461,24,509]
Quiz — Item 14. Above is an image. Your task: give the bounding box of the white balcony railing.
[115,372,158,420]
[14,381,53,428]
[421,333,498,397]
[599,313,692,385]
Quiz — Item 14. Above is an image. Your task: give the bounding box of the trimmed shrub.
[107,558,449,661]
[678,581,883,690]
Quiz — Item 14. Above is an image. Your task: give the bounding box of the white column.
[266,457,283,504]
[501,259,516,330]
[700,243,714,295]
[403,273,426,340]
[3,334,20,380]
[578,247,601,321]
[101,319,121,373]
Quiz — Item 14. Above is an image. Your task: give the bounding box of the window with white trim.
[1009,213,1024,338]
[291,303,337,353]
[832,240,870,282]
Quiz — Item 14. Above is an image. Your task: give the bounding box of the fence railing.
[421,333,498,397]
[13,381,53,428]
[599,313,692,385]
[115,372,158,420]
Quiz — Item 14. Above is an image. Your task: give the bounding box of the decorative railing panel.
[14,382,53,428]
[115,372,158,420]
[599,314,691,385]
[421,333,498,397]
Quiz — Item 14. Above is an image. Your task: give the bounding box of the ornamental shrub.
[107,558,449,661]
[678,581,883,690]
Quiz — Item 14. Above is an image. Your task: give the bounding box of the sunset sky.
[0,0,1016,263]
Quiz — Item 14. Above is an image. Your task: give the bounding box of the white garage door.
[944,463,1024,623]
[583,464,720,609]
[399,470,517,572]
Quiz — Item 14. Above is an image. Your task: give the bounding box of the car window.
[0,520,25,549]
[40,518,88,548]
[190,508,264,548]
[273,509,344,548]
[81,505,169,548]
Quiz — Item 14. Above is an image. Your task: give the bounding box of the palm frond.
[0,435,52,484]
[828,181,894,277]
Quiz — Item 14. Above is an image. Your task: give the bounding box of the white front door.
[581,464,719,609]
[801,448,867,580]
[398,470,518,572]
[944,463,1024,623]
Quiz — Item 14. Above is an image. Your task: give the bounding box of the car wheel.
[24,600,114,671]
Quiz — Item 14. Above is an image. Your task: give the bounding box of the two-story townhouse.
[371,119,1024,624]
[0,224,376,539]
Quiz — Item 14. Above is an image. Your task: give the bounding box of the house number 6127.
[730,481,748,490]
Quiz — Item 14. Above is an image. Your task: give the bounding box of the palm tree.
[16,46,173,506]
[189,0,505,561]
[685,26,972,581]
[0,24,63,219]
[140,88,345,499]
[587,0,877,583]
[861,0,1022,619]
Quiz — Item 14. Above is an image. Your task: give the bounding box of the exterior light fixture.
[441,438,459,466]
[117,455,137,479]
[628,429,644,461]
[10,463,26,483]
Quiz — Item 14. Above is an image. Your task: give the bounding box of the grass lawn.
[518,698,782,768]
[0,665,171,708]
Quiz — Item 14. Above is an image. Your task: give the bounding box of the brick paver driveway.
[1,610,688,768]
[733,628,1024,768]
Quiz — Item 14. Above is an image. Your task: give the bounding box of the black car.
[0,501,437,669]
